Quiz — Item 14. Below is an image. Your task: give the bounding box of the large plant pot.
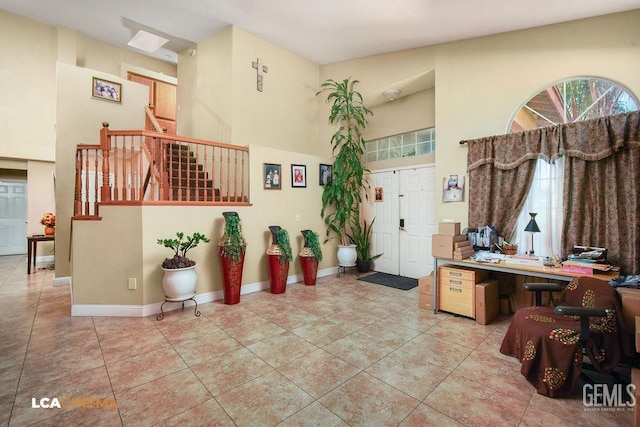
[356,259,372,273]
[267,252,289,294]
[299,253,318,286]
[337,244,357,267]
[162,265,197,300]
[217,246,245,305]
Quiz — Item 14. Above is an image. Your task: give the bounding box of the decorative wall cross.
[252,58,268,92]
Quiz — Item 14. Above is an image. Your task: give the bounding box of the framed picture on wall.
[264,163,282,189]
[92,77,122,103]
[291,164,307,188]
[319,163,332,186]
[442,174,464,202]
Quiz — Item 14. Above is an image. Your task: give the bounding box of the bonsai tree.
[219,212,247,262]
[157,232,210,269]
[316,77,373,245]
[348,217,382,263]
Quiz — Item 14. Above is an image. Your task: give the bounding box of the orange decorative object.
[44,226,55,235]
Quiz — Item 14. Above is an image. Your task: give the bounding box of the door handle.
[399,218,405,231]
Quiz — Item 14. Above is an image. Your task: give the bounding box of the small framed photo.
[264,163,281,189]
[443,174,464,202]
[291,164,307,188]
[92,77,122,103]
[374,187,383,202]
[319,163,333,186]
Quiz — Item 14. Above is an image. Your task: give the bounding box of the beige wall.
[56,63,150,278]
[433,10,640,227]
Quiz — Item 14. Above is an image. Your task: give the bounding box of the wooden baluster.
[240,151,246,202]
[138,136,144,200]
[226,148,230,201]
[100,123,111,202]
[93,149,99,215]
[74,150,82,216]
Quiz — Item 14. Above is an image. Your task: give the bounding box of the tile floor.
[0,254,633,426]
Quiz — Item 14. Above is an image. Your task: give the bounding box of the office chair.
[500,276,633,398]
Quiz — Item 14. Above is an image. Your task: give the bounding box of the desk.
[432,257,619,315]
[27,234,55,274]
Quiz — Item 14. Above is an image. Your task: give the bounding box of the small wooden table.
[27,234,55,274]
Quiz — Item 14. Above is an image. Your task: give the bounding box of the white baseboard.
[70,267,336,317]
[53,276,70,287]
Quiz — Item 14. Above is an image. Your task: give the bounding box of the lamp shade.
[524,213,540,233]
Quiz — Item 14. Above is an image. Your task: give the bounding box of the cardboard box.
[438,222,461,236]
[475,280,499,325]
[418,292,434,310]
[432,234,468,259]
[633,368,640,427]
[617,288,640,334]
[418,272,434,295]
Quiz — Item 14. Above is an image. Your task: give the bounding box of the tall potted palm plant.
[317,77,372,267]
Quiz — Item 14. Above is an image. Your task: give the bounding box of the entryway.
[0,179,28,255]
[366,166,435,278]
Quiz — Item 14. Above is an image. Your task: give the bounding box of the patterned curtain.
[464,125,560,239]
[561,112,640,274]
[464,111,640,274]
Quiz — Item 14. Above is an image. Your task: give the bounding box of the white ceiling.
[1,0,639,65]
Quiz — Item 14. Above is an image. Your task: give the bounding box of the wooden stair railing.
[73,122,250,218]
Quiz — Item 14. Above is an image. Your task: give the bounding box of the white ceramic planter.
[162,265,197,300]
[337,244,357,267]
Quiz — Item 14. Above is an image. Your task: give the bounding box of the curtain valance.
[463,111,640,172]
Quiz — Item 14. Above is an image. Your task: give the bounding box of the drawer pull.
[449,287,462,292]
[450,271,462,276]
[449,279,462,285]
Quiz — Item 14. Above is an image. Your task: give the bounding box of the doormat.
[358,272,418,291]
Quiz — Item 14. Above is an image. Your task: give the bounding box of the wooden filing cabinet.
[438,265,489,318]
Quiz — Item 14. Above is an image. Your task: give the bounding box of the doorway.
[367,166,435,278]
[0,179,28,255]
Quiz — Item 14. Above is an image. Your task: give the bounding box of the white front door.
[399,166,435,278]
[369,171,399,275]
[368,166,435,278]
[0,180,28,255]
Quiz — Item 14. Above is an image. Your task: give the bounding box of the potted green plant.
[299,229,323,285]
[266,226,293,294]
[316,77,372,267]
[157,232,210,299]
[347,217,382,273]
[217,212,247,304]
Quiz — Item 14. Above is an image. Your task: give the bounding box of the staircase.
[166,143,218,202]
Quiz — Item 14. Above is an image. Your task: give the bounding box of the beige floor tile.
[399,403,464,427]
[191,347,273,396]
[223,317,287,346]
[106,345,187,392]
[116,369,210,426]
[278,401,349,426]
[92,316,159,340]
[98,327,172,364]
[323,331,396,370]
[366,350,450,400]
[171,329,243,366]
[319,372,419,427]
[261,307,321,330]
[278,348,361,398]
[453,349,534,402]
[425,373,528,426]
[357,319,421,348]
[155,398,235,426]
[216,370,314,426]
[290,318,353,346]
[398,333,472,372]
[247,331,318,368]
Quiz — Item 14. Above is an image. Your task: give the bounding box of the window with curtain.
[508,78,639,257]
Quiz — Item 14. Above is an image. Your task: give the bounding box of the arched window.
[508,77,639,257]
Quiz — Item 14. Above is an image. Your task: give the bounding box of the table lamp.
[524,212,540,255]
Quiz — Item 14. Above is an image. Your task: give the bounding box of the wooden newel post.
[100,122,112,202]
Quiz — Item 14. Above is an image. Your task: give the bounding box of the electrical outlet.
[128,278,137,290]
